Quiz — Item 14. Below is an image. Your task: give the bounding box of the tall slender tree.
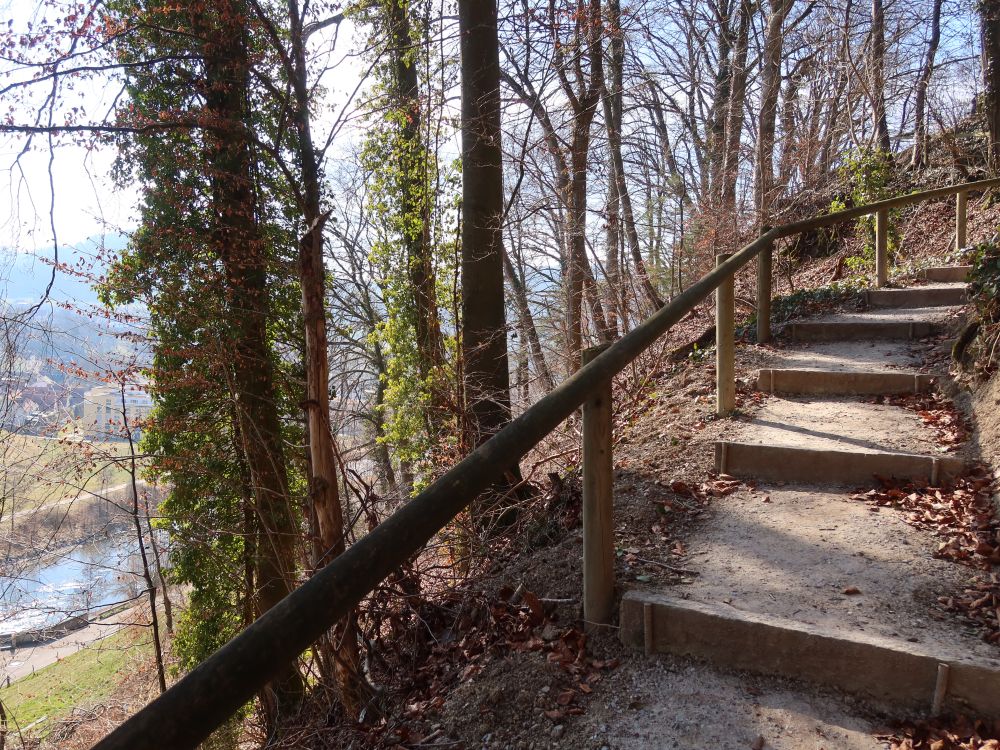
[911,0,943,168]
[755,0,793,223]
[602,0,664,316]
[870,0,892,154]
[459,0,514,450]
[982,0,1000,171]
[256,0,366,716]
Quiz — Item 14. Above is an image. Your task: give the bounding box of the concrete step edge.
[756,368,934,395]
[864,287,968,309]
[621,591,1000,717]
[923,265,972,282]
[714,441,964,486]
[789,320,942,341]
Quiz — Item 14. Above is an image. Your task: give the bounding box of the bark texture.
[911,0,943,168]
[755,0,792,224]
[459,0,515,447]
[199,0,303,721]
[870,0,891,154]
[983,0,1000,171]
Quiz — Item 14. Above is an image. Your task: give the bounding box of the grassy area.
[0,628,151,733]
[0,430,133,513]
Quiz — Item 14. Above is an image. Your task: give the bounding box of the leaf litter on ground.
[878,715,1000,749]
[866,392,970,452]
[851,466,1000,642]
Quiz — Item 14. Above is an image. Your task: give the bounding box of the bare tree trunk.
[720,0,752,214]
[707,0,735,202]
[871,0,891,154]
[120,383,166,695]
[284,0,365,718]
[645,77,689,186]
[604,134,622,335]
[459,0,516,452]
[778,56,812,188]
[602,0,664,315]
[982,0,1000,171]
[911,0,943,168]
[755,0,792,224]
[143,505,173,635]
[502,248,556,392]
[569,118,614,353]
[819,0,853,174]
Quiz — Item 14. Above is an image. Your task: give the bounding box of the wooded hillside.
[1,0,999,747]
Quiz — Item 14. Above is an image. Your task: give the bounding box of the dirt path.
[577,289,992,746]
[575,651,886,750]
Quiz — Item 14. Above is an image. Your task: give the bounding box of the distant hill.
[0,234,127,308]
[0,235,148,370]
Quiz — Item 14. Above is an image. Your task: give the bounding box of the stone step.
[924,265,971,283]
[621,592,1000,717]
[756,368,933,396]
[865,286,967,308]
[788,320,941,342]
[714,441,964,485]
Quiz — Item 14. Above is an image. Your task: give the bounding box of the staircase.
[622,266,1000,718]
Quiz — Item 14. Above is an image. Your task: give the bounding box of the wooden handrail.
[773,177,1000,238]
[92,178,996,750]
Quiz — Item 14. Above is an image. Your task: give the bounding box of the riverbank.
[0,603,140,685]
[0,623,155,739]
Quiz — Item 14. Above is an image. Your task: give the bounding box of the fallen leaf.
[521,590,545,626]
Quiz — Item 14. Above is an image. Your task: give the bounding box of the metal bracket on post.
[956,191,968,252]
[757,228,773,345]
[716,253,736,415]
[582,344,614,631]
[875,208,889,288]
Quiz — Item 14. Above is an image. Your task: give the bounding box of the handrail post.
[716,253,735,415]
[956,190,968,252]
[582,344,614,631]
[756,229,773,344]
[875,208,888,287]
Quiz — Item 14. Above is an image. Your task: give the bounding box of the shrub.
[830,149,900,278]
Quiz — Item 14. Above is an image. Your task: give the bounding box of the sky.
[0,0,367,306]
[0,0,139,280]
[1,140,135,253]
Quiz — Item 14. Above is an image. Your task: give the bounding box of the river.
[0,533,147,637]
